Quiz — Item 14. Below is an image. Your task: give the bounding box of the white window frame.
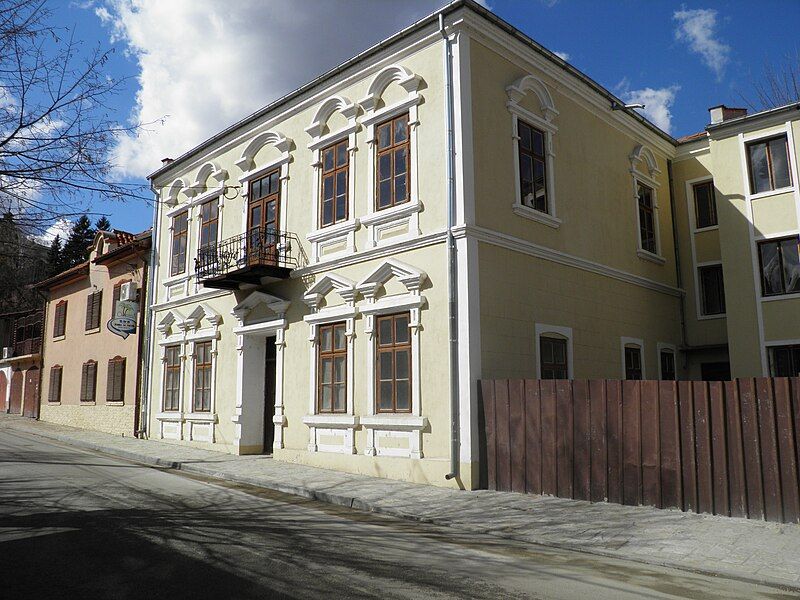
[656,342,678,380]
[630,145,665,265]
[534,323,573,379]
[620,336,645,380]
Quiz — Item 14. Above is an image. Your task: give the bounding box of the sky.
[47,0,800,238]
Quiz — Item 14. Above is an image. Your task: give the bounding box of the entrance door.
[9,368,23,414]
[23,366,39,418]
[263,337,277,453]
[247,169,280,267]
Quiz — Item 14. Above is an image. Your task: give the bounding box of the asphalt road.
[0,429,795,600]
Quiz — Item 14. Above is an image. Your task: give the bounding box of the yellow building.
[143,0,799,489]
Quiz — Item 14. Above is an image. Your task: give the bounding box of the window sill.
[302,414,358,429]
[306,218,359,242]
[697,313,726,321]
[512,203,561,229]
[637,249,666,265]
[749,186,795,201]
[162,273,190,286]
[693,225,719,234]
[80,401,96,406]
[761,292,800,303]
[105,401,125,407]
[156,411,183,421]
[360,415,427,431]
[361,200,422,226]
[52,335,65,342]
[185,412,217,423]
[85,327,101,335]
[46,401,61,406]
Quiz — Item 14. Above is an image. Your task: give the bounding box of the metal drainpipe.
[137,182,160,438]
[440,13,459,481]
[667,159,689,370]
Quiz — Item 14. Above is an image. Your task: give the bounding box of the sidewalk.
[4,414,800,592]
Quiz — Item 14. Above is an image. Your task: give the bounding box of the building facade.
[143,0,798,489]
[35,231,151,436]
[0,309,44,418]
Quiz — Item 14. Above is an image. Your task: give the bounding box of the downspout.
[667,159,688,370]
[133,257,148,437]
[440,13,459,481]
[137,181,160,438]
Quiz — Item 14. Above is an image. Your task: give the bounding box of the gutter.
[440,13,459,481]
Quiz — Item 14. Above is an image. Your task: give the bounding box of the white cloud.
[553,51,570,61]
[621,85,681,134]
[673,8,730,80]
[37,219,73,244]
[98,0,443,178]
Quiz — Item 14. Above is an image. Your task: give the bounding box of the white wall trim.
[534,323,574,379]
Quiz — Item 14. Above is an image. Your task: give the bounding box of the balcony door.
[247,169,280,267]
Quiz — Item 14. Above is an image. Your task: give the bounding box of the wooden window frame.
[316,322,347,414]
[692,180,718,229]
[163,345,181,412]
[53,300,67,338]
[624,346,643,381]
[48,365,62,403]
[85,290,102,331]
[758,236,800,297]
[375,113,410,211]
[170,210,189,276]
[747,135,792,194]
[80,360,97,402]
[698,264,726,315]
[375,313,412,414]
[198,199,219,250]
[539,335,568,380]
[517,119,549,214]
[192,341,213,413]
[319,139,349,227]
[637,182,657,254]
[106,356,126,403]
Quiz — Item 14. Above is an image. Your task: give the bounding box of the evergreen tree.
[62,215,95,268]
[95,216,111,232]
[46,235,64,276]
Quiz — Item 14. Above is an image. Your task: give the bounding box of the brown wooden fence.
[479,378,800,523]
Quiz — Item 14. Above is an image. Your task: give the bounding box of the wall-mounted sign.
[108,300,138,339]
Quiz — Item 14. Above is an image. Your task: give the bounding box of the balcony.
[195,227,302,290]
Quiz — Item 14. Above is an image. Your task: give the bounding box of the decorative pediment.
[157,309,185,335]
[359,64,422,112]
[629,144,661,178]
[231,291,290,325]
[164,178,187,207]
[303,273,357,309]
[306,95,359,139]
[236,130,292,172]
[184,303,222,329]
[356,259,427,298]
[185,161,228,198]
[506,74,558,123]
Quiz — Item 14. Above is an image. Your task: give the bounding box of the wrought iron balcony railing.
[195,227,301,288]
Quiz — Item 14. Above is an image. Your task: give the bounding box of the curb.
[7,419,800,595]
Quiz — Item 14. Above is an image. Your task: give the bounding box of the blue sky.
[52,0,800,237]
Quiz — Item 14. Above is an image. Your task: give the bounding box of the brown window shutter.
[113,284,121,316]
[54,302,67,337]
[106,360,115,402]
[80,363,88,401]
[93,292,102,329]
[89,362,97,401]
[85,295,93,330]
[106,358,126,402]
[48,367,62,403]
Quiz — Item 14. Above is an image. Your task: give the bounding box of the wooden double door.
[247,169,280,266]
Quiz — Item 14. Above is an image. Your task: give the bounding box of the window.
[85,291,102,330]
[699,264,726,315]
[637,182,657,254]
[769,345,800,377]
[199,200,219,250]
[693,180,718,229]
[53,301,67,338]
[320,139,349,226]
[376,113,409,210]
[518,120,548,213]
[748,135,791,194]
[540,336,568,379]
[163,345,181,412]
[317,322,347,413]
[376,313,411,413]
[660,350,676,381]
[106,357,126,403]
[625,346,643,380]
[170,211,188,276]
[80,360,97,402]
[48,366,62,403]
[758,237,800,296]
[192,341,213,412]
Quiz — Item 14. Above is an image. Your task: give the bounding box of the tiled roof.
[676,131,708,143]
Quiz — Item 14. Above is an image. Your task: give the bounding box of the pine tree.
[46,235,64,276]
[95,216,111,232]
[62,215,95,268]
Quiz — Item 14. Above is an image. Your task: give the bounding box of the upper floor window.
[539,335,568,379]
[317,322,347,414]
[320,139,349,227]
[518,120,548,214]
[170,211,188,276]
[376,313,411,413]
[193,341,213,412]
[699,264,726,315]
[769,345,800,377]
[758,236,800,296]
[693,180,718,229]
[637,182,657,254]
[624,345,643,380]
[748,135,792,194]
[199,200,219,250]
[376,113,409,210]
[85,291,102,331]
[53,301,67,338]
[163,345,181,412]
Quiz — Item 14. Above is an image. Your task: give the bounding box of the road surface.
[0,428,794,599]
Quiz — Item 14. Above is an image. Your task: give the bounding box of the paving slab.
[3,414,799,592]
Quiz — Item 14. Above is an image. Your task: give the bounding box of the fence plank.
[495,380,512,493]
[573,380,591,501]
[606,380,623,505]
[693,381,714,514]
[725,380,747,519]
[640,380,661,508]
[556,380,574,499]
[524,380,542,495]
[622,380,642,506]
[540,380,557,496]
[509,379,527,494]
[589,380,608,502]
[659,381,681,509]
[481,380,497,491]
[678,381,697,513]
[756,378,782,522]
[774,378,799,523]
[709,381,729,516]
[739,378,764,520]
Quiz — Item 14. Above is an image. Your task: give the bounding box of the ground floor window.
[106,357,126,403]
[660,350,676,381]
[80,360,97,402]
[163,345,181,411]
[376,312,411,413]
[625,346,643,380]
[193,341,213,412]
[317,321,347,414]
[540,336,568,379]
[48,366,62,403]
[769,345,800,377]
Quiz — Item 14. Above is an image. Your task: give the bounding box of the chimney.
[161,157,174,166]
[709,105,747,124]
